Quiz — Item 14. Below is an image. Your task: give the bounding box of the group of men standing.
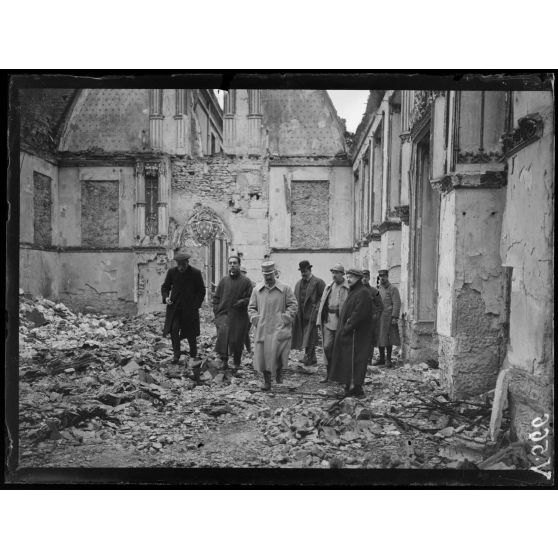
[161,249,400,398]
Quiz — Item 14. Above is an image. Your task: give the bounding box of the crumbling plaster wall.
[269,165,352,250]
[57,166,135,247]
[437,187,507,397]
[19,153,60,299]
[171,154,269,280]
[379,230,401,286]
[59,251,136,315]
[500,92,554,440]
[55,165,138,313]
[20,152,58,244]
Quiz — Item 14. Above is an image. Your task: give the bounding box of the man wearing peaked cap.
[316,263,350,382]
[374,268,401,368]
[248,261,298,391]
[292,260,325,366]
[329,267,374,398]
[361,269,384,363]
[162,249,206,365]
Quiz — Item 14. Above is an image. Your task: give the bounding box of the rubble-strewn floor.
[17,294,527,470]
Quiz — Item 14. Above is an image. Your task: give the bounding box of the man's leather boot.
[262,371,272,391]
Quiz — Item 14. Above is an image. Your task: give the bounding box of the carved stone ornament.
[393,205,410,225]
[188,206,230,245]
[430,171,507,193]
[399,132,411,143]
[457,151,502,164]
[500,112,544,158]
[409,91,444,130]
[378,220,402,235]
[144,161,166,176]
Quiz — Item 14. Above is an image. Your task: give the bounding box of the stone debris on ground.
[16,291,529,470]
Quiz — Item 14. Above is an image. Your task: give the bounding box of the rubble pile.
[17,292,520,470]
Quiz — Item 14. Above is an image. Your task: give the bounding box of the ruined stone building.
[20,88,224,315]
[350,89,554,442]
[18,86,553,442]
[19,88,351,313]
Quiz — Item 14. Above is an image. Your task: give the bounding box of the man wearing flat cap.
[292,260,325,366]
[213,255,253,371]
[374,269,401,368]
[248,261,298,391]
[329,267,374,397]
[362,269,384,362]
[316,264,350,382]
[161,249,206,365]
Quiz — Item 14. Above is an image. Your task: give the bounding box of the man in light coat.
[248,261,298,391]
[292,260,325,366]
[374,269,401,368]
[316,264,350,383]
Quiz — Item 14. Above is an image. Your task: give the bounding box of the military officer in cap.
[374,269,401,368]
[292,260,325,366]
[162,249,206,364]
[316,263,350,382]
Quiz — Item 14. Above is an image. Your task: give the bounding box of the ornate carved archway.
[167,206,231,249]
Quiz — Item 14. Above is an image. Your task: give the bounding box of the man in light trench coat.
[374,269,401,368]
[248,261,298,391]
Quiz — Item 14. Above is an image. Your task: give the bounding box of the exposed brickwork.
[290,180,329,249]
[81,181,119,247]
[171,154,266,202]
[33,171,52,247]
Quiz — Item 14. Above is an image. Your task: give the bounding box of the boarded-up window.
[81,180,119,247]
[291,180,329,249]
[33,171,52,247]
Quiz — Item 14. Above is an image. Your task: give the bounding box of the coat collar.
[328,279,349,290]
[257,280,285,293]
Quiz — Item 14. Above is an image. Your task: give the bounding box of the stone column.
[149,89,164,150]
[134,161,146,240]
[247,89,263,154]
[427,91,509,398]
[157,159,169,237]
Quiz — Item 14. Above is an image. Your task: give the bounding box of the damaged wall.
[20,152,60,299]
[59,251,137,315]
[437,187,508,398]
[171,154,269,280]
[500,91,554,441]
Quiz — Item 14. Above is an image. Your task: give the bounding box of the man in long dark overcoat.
[292,260,325,365]
[362,269,384,362]
[213,255,253,370]
[161,250,206,364]
[329,268,374,398]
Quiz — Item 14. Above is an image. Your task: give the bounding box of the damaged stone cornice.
[430,170,507,193]
[393,205,410,225]
[457,150,502,164]
[500,112,544,159]
[378,220,402,235]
